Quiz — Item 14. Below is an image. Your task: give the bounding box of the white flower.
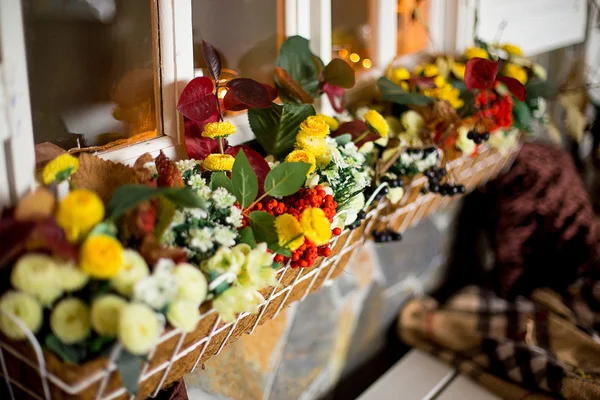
[359,141,374,154]
[532,97,547,119]
[11,254,63,306]
[133,260,178,310]
[455,125,476,155]
[56,262,89,292]
[337,193,365,226]
[188,227,214,253]
[196,185,212,199]
[174,263,208,305]
[355,106,369,121]
[111,250,150,297]
[188,207,208,220]
[91,295,127,337]
[0,291,43,340]
[226,206,243,228]
[489,129,520,154]
[167,301,199,333]
[213,226,237,247]
[50,298,91,344]
[211,188,236,209]
[202,246,244,276]
[306,173,320,188]
[175,159,199,173]
[119,303,161,355]
[187,174,206,190]
[401,110,425,135]
[170,210,186,226]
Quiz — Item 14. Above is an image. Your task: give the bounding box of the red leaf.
[411,76,436,89]
[202,41,222,81]
[177,77,217,122]
[263,84,279,101]
[496,76,527,101]
[223,78,273,111]
[25,219,78,262]
[465,58,499,91]
[322,83,345,113]
[226,145,270,195]
[331,120,377,147]
[184,117,223,160]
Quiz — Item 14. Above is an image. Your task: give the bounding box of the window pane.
[192,0,282,85]
[24,0,159,153]
[397,0,430,55]
[332,0,374,72]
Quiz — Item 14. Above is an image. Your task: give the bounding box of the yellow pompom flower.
[300,208,332,246]
[50,298,91,344]
[464,47,489,59]
[56,190,105,243]
[56,263,89,292]
[364,110,389,138]
[285,150,316,175]
[299,116,330,138]
[111,249,149,297]
[0,291,43,340]
[400,81,410,92]
[274,213,305,251]
[173,263,207,305]
[201,121,236,138]
[317,114,339,131]
[91,295,127,337]
[434,75,447,88]
[43,154,79,185]
[503,64,528,85]
[203,154,235,172]
[295,132,331,166]
[118,303,161,355]
[392,67,411,83]
[501,43,523,56]
[414,64,439,78]
[451,62,466,80]
[11,254,63,306]
[80,235,124,279]
[167,300,199,333]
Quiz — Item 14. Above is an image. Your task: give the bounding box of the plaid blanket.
[399,283,600,400]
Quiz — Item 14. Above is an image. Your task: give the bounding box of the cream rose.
[11,253,63,306]
[50,298,91,344]
[0,291,43,340]
[118,303,161,355]
[91,295,128,337]
[173,264,207,305]
[166,301,199,333]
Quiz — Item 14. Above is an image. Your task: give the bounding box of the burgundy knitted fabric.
[485,143,600,299]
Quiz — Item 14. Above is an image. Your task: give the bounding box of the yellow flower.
[364,110,389,138]
[503,64,528,85]
[0,291,43,340]
[400,81,410,92]
[50,298,91,344]
[56,189,105,243]
[300,208,332,246]
[392,67,411,83]
[274,213,304,251]
[173,263,207,305]
[317,114,339,131]
[203,154,235,172]
[285,150,316,175]
[56,263,89,292]
[91,295,127,337]
[295,132,331,166]
[80,235,124,279]
[118,303,161,355]
[414,64,439,78]
[434,75,447,88]
[43,154,79,185]
[167,300,199,333]
[464,47,489,59]
[299,116,330,138]
[451,62,466,80]
[111,250,149,297]
[201,121,236,138]
[11,254,63,306]
[501,43,523,56]
[213,286,263,323]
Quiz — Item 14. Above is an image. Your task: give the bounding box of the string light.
[362,59,373,69]
[349,53,360,63]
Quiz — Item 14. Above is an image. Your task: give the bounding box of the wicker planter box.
[0,145,520,400]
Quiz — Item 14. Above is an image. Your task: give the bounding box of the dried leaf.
[274,67,314,104]
[14,188,56,221]
[71,153,138,204]
[155,151,184,188]
[139,235,187,267]
[544,119,562,144]
[559,91,589,143]
[133,153,157,184]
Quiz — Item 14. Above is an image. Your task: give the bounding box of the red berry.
[323,247,332,257]
[333,227,342,236]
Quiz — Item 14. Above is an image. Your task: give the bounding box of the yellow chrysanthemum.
[80,235,124,279]
[285,150,316,175]
[203,154,235,172]
[166,300,199,333]
[43,154,79,185]
[118,303,161,355]
[503,64,528,85]
[274,213,304,251]
[451,62,466,80]
[434,75,447,88]
[300,208,332,246]
[392,67,411,83]
[364,110,389,138]
[201,121,236,138]
[56,190,105,243]
[0,291,43,340]
[298,116,330,138]
[91,294,127,337]
[50,298,91,344]
[295,132,331,166]
[464,47,489,59]
[11,253,63,306]
[414,64,439,78]
[501,43,523,56]
[400,81,410,92]
[316,114,339,131]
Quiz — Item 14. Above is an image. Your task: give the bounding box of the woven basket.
[0,145,520,400]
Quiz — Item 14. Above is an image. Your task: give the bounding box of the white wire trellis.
[0,146,520,400]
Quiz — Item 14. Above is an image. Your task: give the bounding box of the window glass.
[397,0,430,56]
[192,0,283,86]
[332,0,374,72]
[23,0,159,153]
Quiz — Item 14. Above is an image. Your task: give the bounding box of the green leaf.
[45,334,88,364]
[268,242,292,257]
[264,162,311,197]
[209,271,231,295]
[238,227,257,249]
[210,171,233,193]
[116,349,144,395]
[276,36,320,97]
[322,58,355,88]
[525,78,558,100]
[334,134,352,146]
[512,98,533,132]
[378,77,433,106]
[249,103,316,159]
[90,335,115,354]
[154,196,177,240]
[231,150,258,208]
[108,185,205,219]
[88,221,118,238]
[248,211,278,245]
[449,79,467,95]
